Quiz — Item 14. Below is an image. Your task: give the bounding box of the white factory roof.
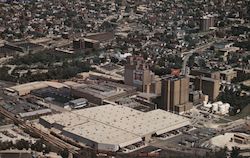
[41,112,89,127]
[73,105,190,136]
[220,69,236,74]
[41,104,190,146]
[19,109,52,118]
[7,81,66,95]
[64,121,142,147]
[63,81,81,87]
[11,81,48,91]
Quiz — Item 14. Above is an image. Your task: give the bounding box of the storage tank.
[204,95,209,103]
[224,103,230,109]
[219,104,226,114]
[212,103,219,112]
[224,103,230,114]
[219,103,230,115]
[204,103,212,108]
[216,101,223,106]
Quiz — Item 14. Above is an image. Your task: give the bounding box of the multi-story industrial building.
[190,68,220,80]
[73,38,100,50]
[191,76,220,101]
[160,75,191,113]
[200,14,215,31]
[220,69,237,82]
[73,39,85,50]
[124,56,161,95]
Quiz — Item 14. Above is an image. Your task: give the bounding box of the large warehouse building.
[71,82,137,105]
[40,104,190,152]
[4,81,66,96]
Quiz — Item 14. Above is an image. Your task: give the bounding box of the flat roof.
[83,38,99,43]
[89,71,123,81]
[161,75,187,81]
[69,98,88,104]
[220,69,237,74]
[8,81,66,94]
[242,80,250,87]
[73,82,135,99]
[220,47,240,52]
[42,112,89,127]
[64,121,142,147]
[19,109,52,118]
[189,75,217,82]
[41,104,190,146]
[191,68,218,74]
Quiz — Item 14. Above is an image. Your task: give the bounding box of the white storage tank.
[224,103,230,109]
[218,103,230,115]
[216,101,223,106]
[224,103,230,114]
[219,104,226,115]
[204,103,212,108]
[212,103,219,112]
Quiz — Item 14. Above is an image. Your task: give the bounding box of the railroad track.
[0,107,78,154]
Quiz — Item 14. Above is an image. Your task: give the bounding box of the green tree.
[31,140,44,152]
[15,139,30,150]
[60,148,69,158]
[230,146,242,158]
[214,147,228,158]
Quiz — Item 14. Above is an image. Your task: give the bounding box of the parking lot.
[152,127,218,151]
[155,126,194,140]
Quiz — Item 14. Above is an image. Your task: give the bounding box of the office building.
[161,75,191,113]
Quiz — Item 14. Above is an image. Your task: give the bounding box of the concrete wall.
[71,89,103,105]
[180,77,189,105]
[86,32,114,42]
[220,71,237,82]
[170,80,180,110]
[62,130,96,148]
[161,80,170,111]
[194,77,220,101]
[124,65,135,86]
[98,143,119,152]
[62,130,119,151]
[190,69,220,80]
